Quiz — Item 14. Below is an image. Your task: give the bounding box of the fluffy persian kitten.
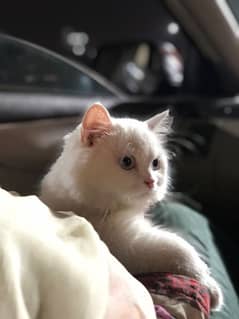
[40,103,222,310]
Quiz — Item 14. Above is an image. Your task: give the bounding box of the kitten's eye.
[120,155,135,170]
[152,158,160,170]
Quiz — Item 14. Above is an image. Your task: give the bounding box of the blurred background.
[0,0,223,97]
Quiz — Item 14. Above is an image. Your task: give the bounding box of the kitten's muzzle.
[144,178,154,189]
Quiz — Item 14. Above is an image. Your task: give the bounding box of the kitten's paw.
[188,252,223,311]
[205,275,223,311]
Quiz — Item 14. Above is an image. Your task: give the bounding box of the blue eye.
[120,155,135,170]
[152,158,160,170]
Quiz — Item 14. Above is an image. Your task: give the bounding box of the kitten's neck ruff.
[41,170,151,238]
[66,182,148,221]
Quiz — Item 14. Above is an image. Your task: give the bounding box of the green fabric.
[150,201,239,319]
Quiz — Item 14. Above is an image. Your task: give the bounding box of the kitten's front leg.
[105,218,223,311]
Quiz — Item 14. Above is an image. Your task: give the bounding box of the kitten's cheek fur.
[155,186,167,202]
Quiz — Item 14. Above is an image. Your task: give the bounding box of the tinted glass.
[0,35,113,96]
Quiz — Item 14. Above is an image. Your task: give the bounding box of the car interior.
[0,0,238,299]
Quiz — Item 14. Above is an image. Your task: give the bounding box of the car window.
[227,0,239,21]
[0,34,113,96]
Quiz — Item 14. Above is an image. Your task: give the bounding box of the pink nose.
[144,178,154,189]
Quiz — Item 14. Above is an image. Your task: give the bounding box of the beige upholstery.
[0,117,79,194]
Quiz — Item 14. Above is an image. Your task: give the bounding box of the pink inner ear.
[81,103,112,145]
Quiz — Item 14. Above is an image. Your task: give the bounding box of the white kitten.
[40,103,223,310]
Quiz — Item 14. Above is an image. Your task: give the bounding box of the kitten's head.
[66,103,172,212]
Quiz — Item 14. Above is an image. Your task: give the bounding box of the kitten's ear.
[146,110,173,135]
[81,102,112,146]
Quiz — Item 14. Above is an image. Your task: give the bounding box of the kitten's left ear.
[81,102,112,146]
[146,109,173,135]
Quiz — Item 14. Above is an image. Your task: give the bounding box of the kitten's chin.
[133,187,161,206]
[119,186,165,212]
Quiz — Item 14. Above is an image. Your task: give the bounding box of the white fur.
[42,117,169,212]
[41,106,223,310]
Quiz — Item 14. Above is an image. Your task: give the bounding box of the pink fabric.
[135,272,211,319]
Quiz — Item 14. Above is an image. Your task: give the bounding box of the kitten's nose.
[144,178,154,189]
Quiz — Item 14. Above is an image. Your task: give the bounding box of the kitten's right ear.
[81,102,112,146]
